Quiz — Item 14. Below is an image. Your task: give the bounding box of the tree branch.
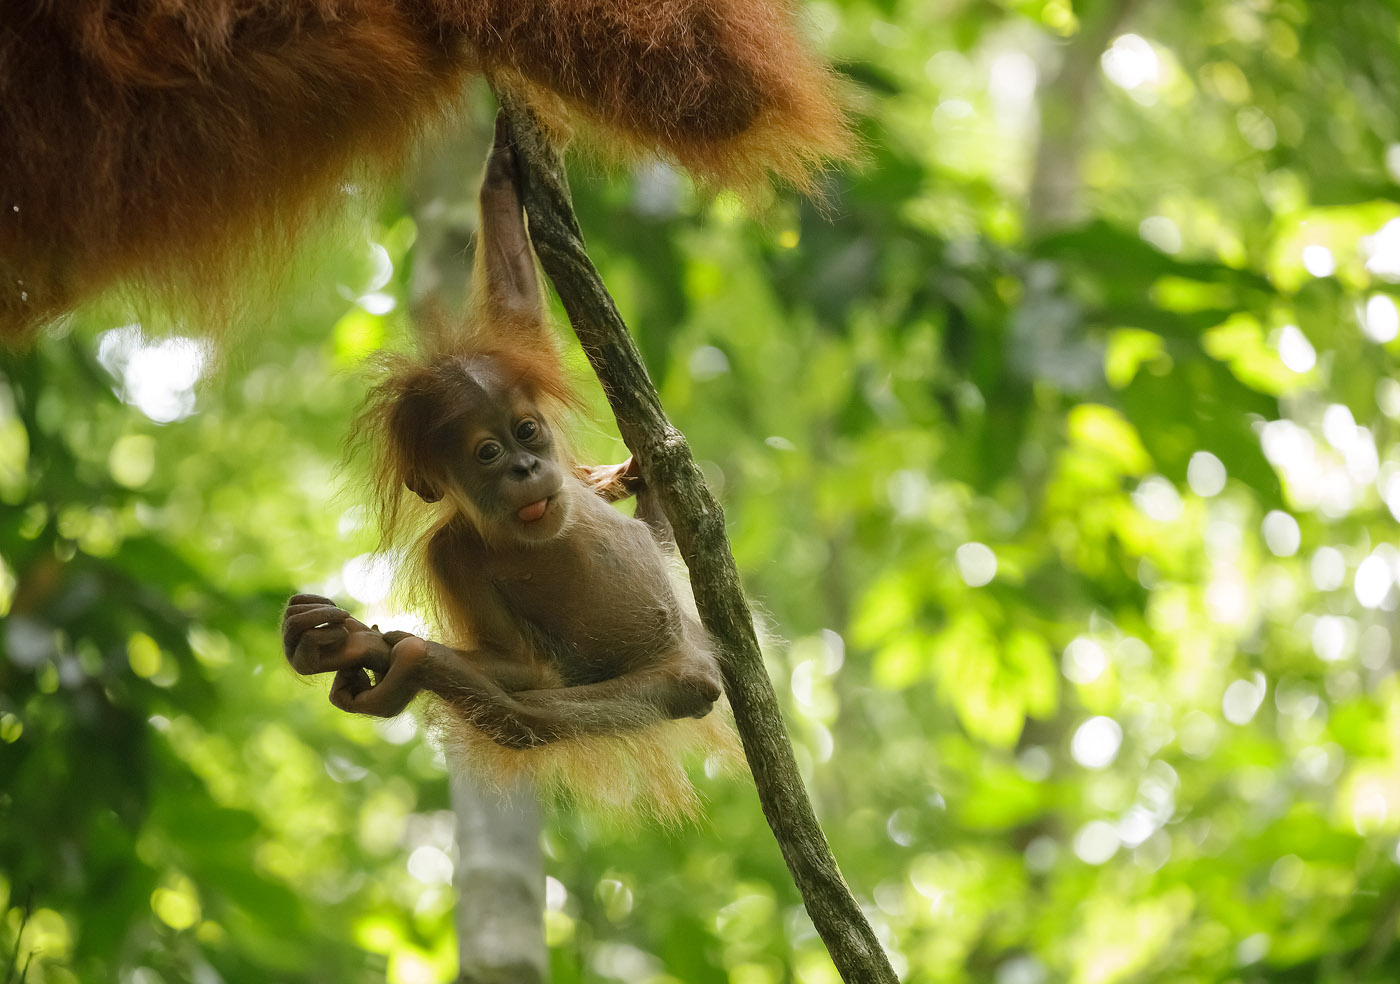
[497,95,898,984]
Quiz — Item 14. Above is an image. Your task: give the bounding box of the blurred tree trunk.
[1027,0,1145,232]
[409,105,548,984]
[450,774,546,984]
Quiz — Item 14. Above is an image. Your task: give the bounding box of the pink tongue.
[517,499,548,522]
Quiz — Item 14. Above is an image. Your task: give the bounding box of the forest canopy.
[4,1,1400,982]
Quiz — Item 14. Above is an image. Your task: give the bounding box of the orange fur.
[0,2,470,338]
[0,0,851,339]
[451,0,853,194]
[427,699,744,825]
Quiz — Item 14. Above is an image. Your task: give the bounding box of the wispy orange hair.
[353,310,585,553]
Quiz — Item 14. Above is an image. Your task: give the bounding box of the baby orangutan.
[282,118,730,813]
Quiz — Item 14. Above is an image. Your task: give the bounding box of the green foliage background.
[6,0,1400,981]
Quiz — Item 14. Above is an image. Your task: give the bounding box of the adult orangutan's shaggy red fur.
[0,1,851,337]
